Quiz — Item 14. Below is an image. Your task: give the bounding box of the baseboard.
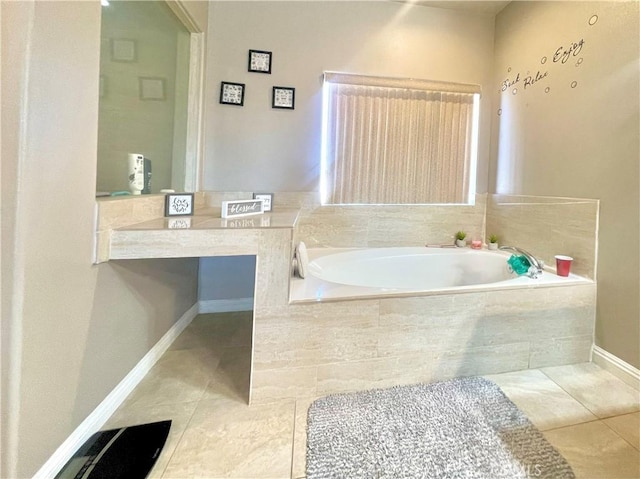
[198,297,254,313]
[592,345,640,391]
[32,302,199,479]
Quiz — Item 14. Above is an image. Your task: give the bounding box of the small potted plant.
[455,231,467,247]
[488,234,499,250]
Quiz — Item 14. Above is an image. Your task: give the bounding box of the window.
[321,73,480,205]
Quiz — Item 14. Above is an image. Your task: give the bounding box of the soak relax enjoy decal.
[497,13,599,116]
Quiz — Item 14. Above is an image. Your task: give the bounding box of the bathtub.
[289,246,591,303]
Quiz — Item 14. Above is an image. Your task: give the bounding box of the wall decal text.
[553,38,585,64]
[524,70,549,89]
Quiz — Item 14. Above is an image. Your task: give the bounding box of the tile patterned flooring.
[105,312,640,479]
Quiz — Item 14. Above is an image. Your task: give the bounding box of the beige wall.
[491,2,639,368]
[1,2,200,477]
[204,1,495,194]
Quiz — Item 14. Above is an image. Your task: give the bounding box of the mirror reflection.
[97,0,190,195]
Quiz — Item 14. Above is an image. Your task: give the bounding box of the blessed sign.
[221,199,265,218]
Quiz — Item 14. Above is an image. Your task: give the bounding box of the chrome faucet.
[499,246,544,279]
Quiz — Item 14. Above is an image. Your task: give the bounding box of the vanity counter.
[94,193,299,263]
[116,207,300,231]
[104,208,299,260]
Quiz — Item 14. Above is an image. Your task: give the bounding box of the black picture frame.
[219,81,245,106]
[248,49,272,74]
[272,86,295,110]
[165,193,194,217]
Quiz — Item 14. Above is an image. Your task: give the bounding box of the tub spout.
[499,246,543,279]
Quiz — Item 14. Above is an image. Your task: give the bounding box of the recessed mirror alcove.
[96,0,204,196]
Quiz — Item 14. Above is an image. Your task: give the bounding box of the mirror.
[96,0,195,195]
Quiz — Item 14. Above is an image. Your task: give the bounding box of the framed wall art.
[272,86,295,110]
[248,49,272,74]
[220,81,245,106]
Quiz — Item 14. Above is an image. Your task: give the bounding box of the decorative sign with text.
[221,199,265,218]
[165,193,194,217]
[500,36,585,97]
[497,13,598,108]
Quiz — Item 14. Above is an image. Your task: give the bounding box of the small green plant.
[455,231,467,241]
[489,234,499,244]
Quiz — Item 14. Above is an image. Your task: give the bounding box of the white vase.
[455,239,466,247]
[488,242,498,250]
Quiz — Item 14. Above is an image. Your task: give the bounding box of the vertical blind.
[322,73,480,204]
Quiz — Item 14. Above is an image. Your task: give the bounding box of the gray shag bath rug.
[306,377,575,479]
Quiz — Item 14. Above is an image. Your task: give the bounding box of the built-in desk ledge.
[94,194,299,263]
[117,207,300,231]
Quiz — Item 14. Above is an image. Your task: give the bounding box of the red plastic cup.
[555,255,573,277]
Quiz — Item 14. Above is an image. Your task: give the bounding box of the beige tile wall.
[486,195,599,279]
[251,283,596,403]
[295,194,487,248]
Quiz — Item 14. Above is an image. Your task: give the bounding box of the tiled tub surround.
[250,191,597,402]
[252,283,596,402]
[486,195,599,279]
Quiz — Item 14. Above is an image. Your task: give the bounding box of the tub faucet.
[499,246,544,279]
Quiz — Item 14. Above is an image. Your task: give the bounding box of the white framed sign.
[221,199,264,218]
[253,193,273,212]
[165,193,194,217]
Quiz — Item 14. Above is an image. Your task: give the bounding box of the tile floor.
[105,312,640,479]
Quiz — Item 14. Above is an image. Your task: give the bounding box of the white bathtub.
[290,247,591,303]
